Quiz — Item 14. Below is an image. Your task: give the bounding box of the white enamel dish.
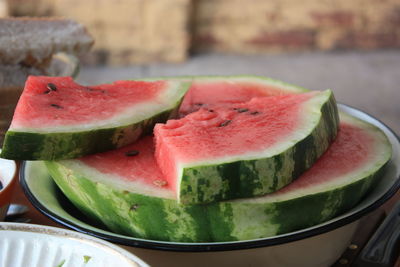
[20,105,400,267]
[0,222,149,267]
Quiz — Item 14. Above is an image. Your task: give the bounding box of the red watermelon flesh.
[11,76,168,129]
[77,91,315,194]
[179,78,304,115]
[78,136,173,197]
[155,92,315,190]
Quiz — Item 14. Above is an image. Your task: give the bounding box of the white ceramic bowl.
[20,105,400,267]
[0,222,149,267]
[0,155,17,221]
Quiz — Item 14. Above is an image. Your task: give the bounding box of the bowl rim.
[20,104,400,252]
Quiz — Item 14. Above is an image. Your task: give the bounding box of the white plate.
[0,222,149,267]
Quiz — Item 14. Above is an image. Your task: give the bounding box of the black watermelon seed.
[195,103,204,106]
[125,150,140,156]
[153,180,168,187]
[50,104,63,109]
[47,83,57,91]
[250,111,260,115]
[237,108,249,113]
[208,109,214,112]
[219,120,232,127]
[130,204,139,211]
[87,87,106,93]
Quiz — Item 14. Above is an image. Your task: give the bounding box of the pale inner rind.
[59,160,175,200]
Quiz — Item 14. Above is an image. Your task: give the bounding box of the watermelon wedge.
[155,90,339,204]
[45,112,391,242]
[173,75,308,115]
[0,76,190,160]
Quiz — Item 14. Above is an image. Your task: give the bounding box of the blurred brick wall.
[192,0,400,53]
[51,0,191,65]
[6,0,191,65]
[5,0,400,64]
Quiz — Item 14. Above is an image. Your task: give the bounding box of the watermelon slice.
[0,76,189,160]
[155,90,339,204]
[45,113,392,242]
[174,75,308,115]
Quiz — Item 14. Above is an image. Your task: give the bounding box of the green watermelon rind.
[208,165,387,241]
[44,113,391,242]
[176,90,339,204]
[46,160,211,241]
[0,81,190,160]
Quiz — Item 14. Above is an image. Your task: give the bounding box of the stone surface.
[77,50,400,134]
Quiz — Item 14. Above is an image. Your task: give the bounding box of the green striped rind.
[46,161,211,242]
[49,166,385,242]
[178,91,339,204]
[209,165,386,241]
[1,109,176,160]
[0,82,189,160]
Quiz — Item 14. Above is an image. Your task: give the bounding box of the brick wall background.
[51,0,191,65]
[192,0,400,53]
[4,0,400,65]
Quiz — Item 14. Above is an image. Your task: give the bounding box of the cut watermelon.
[173,75,308,115]
[155,90,339,204]
[0,76,189,160]
[45,113,391,242]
